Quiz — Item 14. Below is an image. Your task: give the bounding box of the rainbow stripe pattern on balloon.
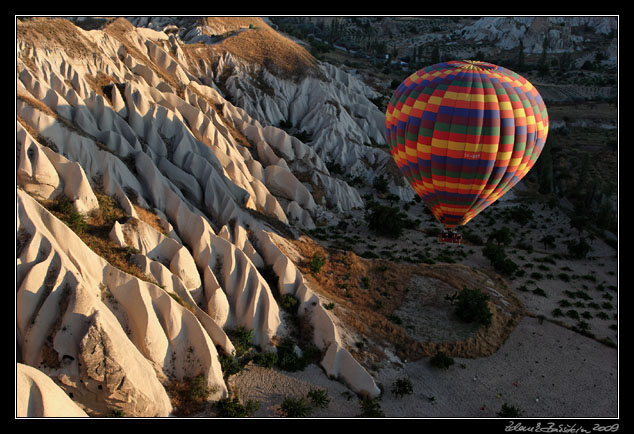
[385,60,549,228]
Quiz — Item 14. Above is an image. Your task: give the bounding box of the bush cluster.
[215,396,260,417]
[482,243,519,276]
[364,202,409,238]
[308,253,326,273]
[454,288,492,327]
[391,377,414,398]
[430,351,455,370]
[279,388,330,417]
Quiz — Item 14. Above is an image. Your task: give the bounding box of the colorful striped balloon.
[385,60,549,229]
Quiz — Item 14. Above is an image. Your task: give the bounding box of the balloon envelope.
[385,60,549,228]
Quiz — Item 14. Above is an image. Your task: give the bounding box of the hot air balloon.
[385,60,549,243]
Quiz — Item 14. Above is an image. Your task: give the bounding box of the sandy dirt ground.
[196,315,616,419]
[195,189,619,420]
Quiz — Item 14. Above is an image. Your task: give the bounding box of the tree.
[391,377,414,397]
[538,36,549,76]
[372,175,388,194]
[498,403,523,417]
[566,238,591,259]
[488,226,512,246]
[430,351,455,370]
[536,139,554,194]
[431,46,440,64]
[483,243,519,276]
[517,40,525,71]
[559,51,572,73]
[365,203,407,238]
[455,288,492,327]
[540,234,556,249]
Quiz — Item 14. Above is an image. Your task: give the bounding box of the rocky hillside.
[16,15,424,417]
[16,16,618,418]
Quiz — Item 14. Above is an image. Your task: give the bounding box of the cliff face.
[16,17,386,417]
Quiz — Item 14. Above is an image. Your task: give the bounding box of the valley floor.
[196,315,617,418]
[194,191,619,419]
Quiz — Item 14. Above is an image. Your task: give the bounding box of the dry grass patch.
[200,17,319,81]
[103,17,184,93]
[85,71,118,100]
[37,192,157,285]
[165,375,218,417]
[132,203,169,236]
[17,17,100,61]
[285,234,525,366]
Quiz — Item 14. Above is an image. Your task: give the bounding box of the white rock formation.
[457,16,618,56]
[215,54,396,180]
[254,229,381,397]
[16,17,386,414]
[16,189,180,417]
[16,122,99,215]
[17,363,89,417]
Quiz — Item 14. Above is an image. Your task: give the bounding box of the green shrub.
[596,312,610,320]
[358,396,384,417]
[188,375,212,401]
[566,238,591,259]
[215,396,259,417]
[391,377,413,398]
[307,388,330,408]
[505,205,534,225]
[488,226,512,246]
[430,351,454,370]
[218,353,242,378]
[372,175,388,193]
[229,327,254,358]
[51,199,87,233]
[463,231,484,245]
[540,234,556,249]
[388,314,403,325]
[558,272,571,282]
[280,293,299,314]
[364,203,407,238]
[482,243,518,276]
[360,276,370,289]
[275,337,308,372]
[530,272,544,280]
[279,396,312,417]
[252,351,278,368]
[558,299,572,307]
[170,374,217,415]
[497,403,522,417]
[109,408,125,417]
[455,288,492,327]
[575,320,590,331]
[308,253,326,274]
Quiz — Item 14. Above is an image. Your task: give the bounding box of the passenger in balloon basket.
[438,228,462,244]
